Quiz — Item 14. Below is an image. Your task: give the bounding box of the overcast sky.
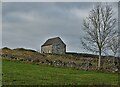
[0,2,2,48]
[2,2,118,53]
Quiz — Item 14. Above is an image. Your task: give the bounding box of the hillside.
[2,60,118,85]
[1,47,118,72]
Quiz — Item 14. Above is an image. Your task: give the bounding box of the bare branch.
[81,3,117,68]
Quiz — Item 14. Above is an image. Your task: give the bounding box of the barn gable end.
[41,37,66,54]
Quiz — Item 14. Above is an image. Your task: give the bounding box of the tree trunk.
[113,57,115,65]
[113,54,115,65]
[98,49,101,70]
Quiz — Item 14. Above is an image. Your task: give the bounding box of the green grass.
[0,59,2,86]
[2,60,118,85]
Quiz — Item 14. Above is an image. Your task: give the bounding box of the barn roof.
[41,37,65,47]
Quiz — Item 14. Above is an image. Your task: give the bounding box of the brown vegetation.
[1,47,119,73]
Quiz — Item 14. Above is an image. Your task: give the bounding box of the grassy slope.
[2,60,118,85]
[0,59,2,86]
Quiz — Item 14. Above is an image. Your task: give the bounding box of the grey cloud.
[0,3,2,48]
[2,2,118,53]
[2,2,93,14]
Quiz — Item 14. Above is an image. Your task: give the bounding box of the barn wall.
[41,37,66,54]
[52,44,66,54]
[41,45,52,53]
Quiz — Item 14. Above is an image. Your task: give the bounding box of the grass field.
[2,59,118,85]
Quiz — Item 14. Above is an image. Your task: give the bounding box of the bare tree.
[108,34,119,65]
[82,3,116,69]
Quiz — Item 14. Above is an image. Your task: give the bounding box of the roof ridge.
[41,37,65,47]
[48,37,60,39]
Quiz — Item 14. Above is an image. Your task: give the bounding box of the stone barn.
[41,37,66,54]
